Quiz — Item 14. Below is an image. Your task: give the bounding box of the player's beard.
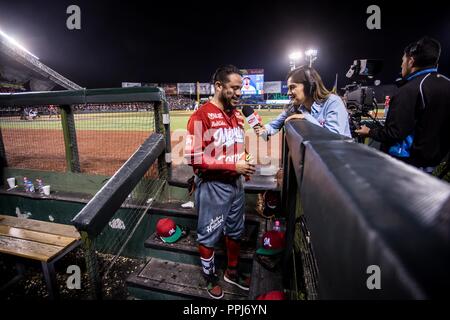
[220,92,238,111]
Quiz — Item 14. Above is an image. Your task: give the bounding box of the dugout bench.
[0,214,81,299]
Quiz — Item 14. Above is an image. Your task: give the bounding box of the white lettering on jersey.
[207,113,223,120]
[216,152,245,163]
[213,127,244,147]
[211,120,227,127]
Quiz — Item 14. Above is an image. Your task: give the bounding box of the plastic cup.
[42,185,51,196]
[7,177,15,189]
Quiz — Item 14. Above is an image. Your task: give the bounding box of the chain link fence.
[0,103,156,176]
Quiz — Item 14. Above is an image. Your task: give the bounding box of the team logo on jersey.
[207,113,223,120]
[212,127,244,147]
[211,120,227,127]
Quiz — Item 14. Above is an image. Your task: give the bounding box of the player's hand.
[284,113,305,123]
[236,161,256,175]
[355,125,370,136]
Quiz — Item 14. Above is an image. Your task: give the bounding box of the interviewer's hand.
[355,125,370,137]
[284,113,305,123]
[254,124,267,136]
[236,161,256,175]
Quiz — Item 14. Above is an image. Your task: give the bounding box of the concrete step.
[126,257,248,300]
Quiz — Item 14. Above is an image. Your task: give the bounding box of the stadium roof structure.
[0,31,82,91]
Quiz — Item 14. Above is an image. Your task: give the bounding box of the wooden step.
[248,256,284,299]
[147,200,262,224]
[126,257,248,300]
[144,226,257,261]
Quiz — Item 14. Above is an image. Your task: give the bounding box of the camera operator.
[255,66,352,139]
[356,37,450,172]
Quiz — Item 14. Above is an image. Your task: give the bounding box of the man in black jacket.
[356,37,450,172]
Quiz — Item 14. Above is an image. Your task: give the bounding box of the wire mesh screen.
[90,171,166,282]
[294,213,319,300]
[72,102,155,176]
[0,105,67,171]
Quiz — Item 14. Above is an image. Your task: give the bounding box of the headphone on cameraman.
[303,67,317,98]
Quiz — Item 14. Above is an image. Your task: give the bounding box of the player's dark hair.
[211,65,242,84]
[404,36,441,68]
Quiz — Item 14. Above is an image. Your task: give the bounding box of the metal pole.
[60,105,80,172]
[0,126,7,187]
[154,101,169,180]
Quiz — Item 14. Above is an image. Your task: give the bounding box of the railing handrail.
[0,87,166,107]
[71,133,165,236]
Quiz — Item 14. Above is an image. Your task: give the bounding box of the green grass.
[0,110,283,132]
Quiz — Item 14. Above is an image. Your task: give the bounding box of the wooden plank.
[127,257,247,300]
[0,235,63,262]
[0,225,77,247]
[0,215,80,238]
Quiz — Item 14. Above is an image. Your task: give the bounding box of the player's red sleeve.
[184,114,236,172]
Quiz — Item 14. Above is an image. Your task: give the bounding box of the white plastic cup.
[7,177,15,189]
[42,185,51,196]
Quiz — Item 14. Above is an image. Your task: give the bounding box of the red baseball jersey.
[185,102,245,178]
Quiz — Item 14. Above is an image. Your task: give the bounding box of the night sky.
[1,0,449,89]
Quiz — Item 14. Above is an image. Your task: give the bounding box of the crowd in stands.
[72,103,154,113]
[166,96,196,110]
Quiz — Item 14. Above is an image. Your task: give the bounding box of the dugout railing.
[281,119,450,299]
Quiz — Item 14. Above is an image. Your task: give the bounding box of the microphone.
[242,105,262,129]
[242,105,269,141]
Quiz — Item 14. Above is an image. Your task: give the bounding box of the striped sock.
[199,245,215,275]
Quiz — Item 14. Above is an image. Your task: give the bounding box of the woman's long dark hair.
[287,66,331,103]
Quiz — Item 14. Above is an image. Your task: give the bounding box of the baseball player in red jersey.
[185,65,255,299]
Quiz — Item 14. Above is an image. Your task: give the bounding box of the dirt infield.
[2,128,153,176]
[2,128,282,177]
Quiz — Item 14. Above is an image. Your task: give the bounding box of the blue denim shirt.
[265,94,351,138]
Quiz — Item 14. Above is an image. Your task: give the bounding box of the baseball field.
[0,109,283,176]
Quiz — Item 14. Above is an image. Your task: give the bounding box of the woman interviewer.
[256,66,352,138]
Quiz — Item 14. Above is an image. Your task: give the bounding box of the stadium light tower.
[305,49,318,68]
[0,27,39,59]
[289,51,303,70]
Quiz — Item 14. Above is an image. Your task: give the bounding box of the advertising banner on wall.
[198,83,211,95]
[122,82,142,88]
[177,83,196,94]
